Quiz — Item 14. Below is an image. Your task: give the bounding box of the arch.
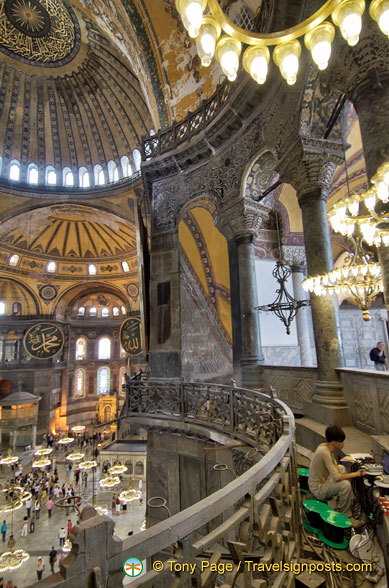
[12,302,21,315]
[78,306,85,316]
[79,167,90,188]
[75,337,87,360]
[27,163,39,185]
[133,149,141,172]
[112,307,119,316]
[135,461,144,476]
[97,366,110,395]
[9,160,20,181]
[103,406,111,421]
[94,164,105,186]
[74,368,86,397]
[98,337,111,359]
[63,167,74,186]
[120,155,132,178]
[101,307,109,317]
[107,160,119,182]
[46,166,57,185]
[54,281,130,320]
[0,278,40,315]
[242,150,279,202]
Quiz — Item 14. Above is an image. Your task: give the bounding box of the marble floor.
[0,446,145,588]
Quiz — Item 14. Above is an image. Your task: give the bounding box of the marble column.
[32,425,37,449]
[215,198,270,387]
[278,137,350,425]
[291,264,314,366]
[12,429,17,452]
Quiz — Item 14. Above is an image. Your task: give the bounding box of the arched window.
[63,167,74,186]
[94,164,105,186]
[0,302,5,315]
[9,160,20,181]
[8,255,19,267]
[89,307,97,316]
[12,302,21,315]
[46,261,56,273]
[120,155,132,178]
[107,160,119,182]
[121,306,126,315]
[121,261,129,272]
[135,461,144,475]
[74,368,85,397]
[46,166,57,185]
[79,167,90,188]
[103,406,111,421]
[133,149,141,172]
[75,338,87,360]
[78,306,85,316]
[88,264,97,276]
[112,307,119,316]
[101,307,109,317]
[120,367,126,395]
[97,366,110,395]
[27,163,38,184]
[98,337,111,359]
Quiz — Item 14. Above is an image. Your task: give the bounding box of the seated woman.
[308,425,365,528]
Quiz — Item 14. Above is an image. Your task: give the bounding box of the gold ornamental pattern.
[0,0,75,62]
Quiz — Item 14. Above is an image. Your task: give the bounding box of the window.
[120,155,132,178]
[97,366,110,395]
[89,307,97,316]
[0,302,5,315]
[98,337,111,359]
[75,368,85,397]
[79,167,90,188]
[46,261,56,273]
[101,308,109,317]
[46,166,57,185]
[112,307,119,316]
[107,160,119,183]
[75,338,86,360]
[121,306,126,315]
[94,164,105,185]
[63,167,74,186]
[88,264,97,276]
[120,367,126,395]
[27,164,38,184]
[12,302,21,315]
[121,261,129,272]
[8,255,20,267]
[9,160,20,181]
[135,461,144,475]
[78,306,85,316]
[133,149,141,171]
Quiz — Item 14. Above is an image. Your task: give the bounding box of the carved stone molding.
[214,198,272,240]
[282,245,306,267]
[277,135,344,198]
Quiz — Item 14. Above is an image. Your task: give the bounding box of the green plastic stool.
[298,467,310,492]
[303,499,332,534]
[318,510,352,549]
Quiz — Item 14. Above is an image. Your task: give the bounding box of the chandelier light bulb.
[273,40,301,85]
[332,0,365,47]
[176,0,206,39]
[347,198,359,216]
[305,23,335,70]
[377,162,389,185]
[372,173,389,201]
[370,0,389,36]
[215,37,242,82]
[243,46,270,85]
[196,16,221,67]
[364,188,377,210]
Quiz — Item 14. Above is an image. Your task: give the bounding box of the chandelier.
[175,0,389,85]
[32,456,51,469]
[99,474,120,488]
[109,462,128,476]
[58,437,74,445]
[0,546,30,572]
[66,452,84,463]
[79,460,97,470]
[119,486,142,503]
[34,448,53,457]
[0,450,18,466]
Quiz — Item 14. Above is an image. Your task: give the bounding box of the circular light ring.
[0,548,30,572]
[79,460,97,470]
[0,499,23,513]
[71,425,86,433]
[58,437,74,444]
[99,475,120,488]
[0,456,19,466]
[119,489,142,503]
[34,448,53,456]
[108,464,128,475]
[66,452,84,462]
[32,457,51,468]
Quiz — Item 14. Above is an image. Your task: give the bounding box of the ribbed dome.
[0,278,39,314]
[0,1,154,183]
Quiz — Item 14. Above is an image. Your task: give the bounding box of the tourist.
[308,425,366,528]
[46,497,53,518]
[49,546,57,573]
[25,497,32,518]
[67,519,72,536]
[21,519,28,537]
[36,557,45,580]
[34,498,41,519]
[59,526,66,546]
[1,521,7,542]
[115,496,121,515]
[29,513,35,533]
[369,341,387,371]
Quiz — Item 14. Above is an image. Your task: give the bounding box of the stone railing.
[337,367,389,435]
[28,381,298,588]
[142,82,231,160]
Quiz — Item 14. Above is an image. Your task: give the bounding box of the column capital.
[277,136,344,199]
[214,198,271,241]
[282,244,306,268]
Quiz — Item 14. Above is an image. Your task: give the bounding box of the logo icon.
[123,557,143,577]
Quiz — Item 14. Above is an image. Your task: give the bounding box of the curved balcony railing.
[29,381,298,588]
[142,82,231,160]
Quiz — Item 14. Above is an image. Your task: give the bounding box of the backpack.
[369,348,376,361]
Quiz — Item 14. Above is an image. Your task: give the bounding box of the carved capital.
[152,175,186,232]
[215,198,271,241]
[277,136,344,198]
[282,245,306,267]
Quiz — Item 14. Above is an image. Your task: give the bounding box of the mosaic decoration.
[23,322,64,359]
[127,283,139,299]
[0,0,78,63]
[39,284,57,301]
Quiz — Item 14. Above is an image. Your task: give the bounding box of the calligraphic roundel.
[23,322,64,359]
[120,318,142,356]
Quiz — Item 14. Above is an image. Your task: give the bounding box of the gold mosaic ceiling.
[0,205,137,260]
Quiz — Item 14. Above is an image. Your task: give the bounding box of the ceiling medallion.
[0,0,76,63]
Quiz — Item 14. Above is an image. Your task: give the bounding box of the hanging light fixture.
[58,437,74,445]
[173,0,388,88]
[79,459,97,470]
[32,456,51,469]
[34,448,53,457]
[0,493,29,572]
[66,452,84,463]
[71,425,86,434]
[99,474,120,488]
[0,451,18,466]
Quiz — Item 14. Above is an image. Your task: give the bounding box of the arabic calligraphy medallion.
[23,322,64,359]
[120,318,142,356]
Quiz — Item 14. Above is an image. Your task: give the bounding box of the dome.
[0,390,39,405]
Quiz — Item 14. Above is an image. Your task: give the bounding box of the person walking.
[1,521,7,543]
[29,513,35,533]
[59,527,66,546]
[36,557,45,580]
[25,497,32,518]
[21,519,28,537]
[46,497,53,518]
[67,519,72,536]
[34,498,41,520]
[49,546,57,573]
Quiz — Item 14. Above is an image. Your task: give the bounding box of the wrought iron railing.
[142,82,232,160]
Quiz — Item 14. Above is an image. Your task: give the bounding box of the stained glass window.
[98,337,111,359]
[97,366,110,395]
[75,338,86,360]
[75,368,85,396]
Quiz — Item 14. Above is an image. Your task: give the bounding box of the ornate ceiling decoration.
[0,0,78,63]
